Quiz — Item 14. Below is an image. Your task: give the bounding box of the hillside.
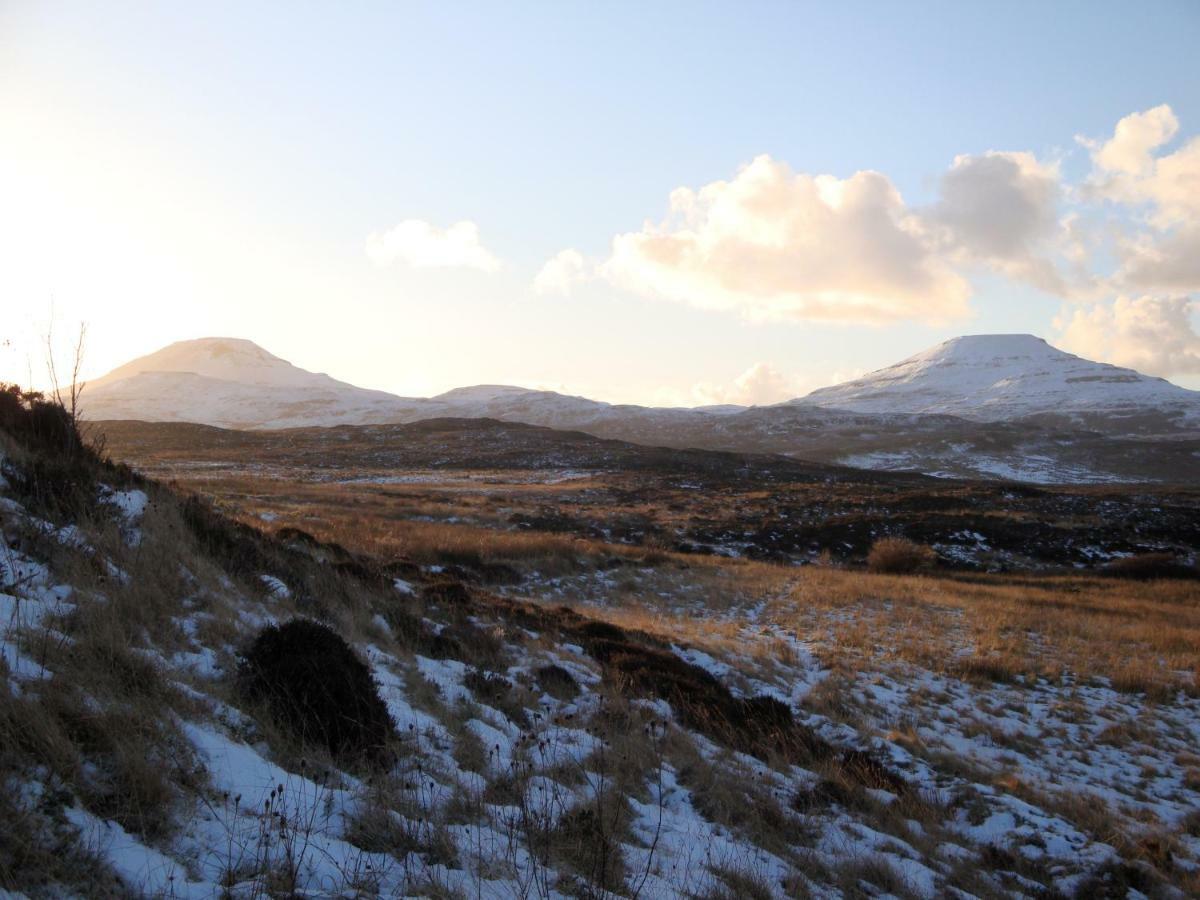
[5,392,1200,897]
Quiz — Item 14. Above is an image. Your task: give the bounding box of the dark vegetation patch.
[1102,552,1199,581]
[1072,859,1163,899]
[0,384,140,520]
[838,748,909,794]
[534,664,580,702]
[463,668,529,727]
[572,626,829,765]
[237,619,395,764]
[550,802,629,894]
[98,418,1200,574]
[421,578,473,605]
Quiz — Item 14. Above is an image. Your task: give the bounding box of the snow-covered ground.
[2,442,1197,897]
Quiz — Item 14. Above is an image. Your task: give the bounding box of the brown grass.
[866,537,937,574]
[782,567,1200,698]
[574,557,1200,700]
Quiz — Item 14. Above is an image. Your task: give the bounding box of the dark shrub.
[421,579,473,605]
[238,619,394,763]
[838,748,908,794]
[535,664,580,702]
[1102,553,1198,581]
[866,536,936,574]
[1072,859,1161,899]
[578,628,830,764]
[0,384,98,517]
[464,668,529,727]
[0,385,85,459]
[572,620,631,643]
[180,494,272,576]
[552,804,627,893]
[464,669,512,705]
[438,622,506,669]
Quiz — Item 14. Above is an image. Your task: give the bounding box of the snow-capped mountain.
[84,338,426,430]
[82,334,1200,483]
[88,337,345,391]
[794,334,1200,434]
[82,339,713,433]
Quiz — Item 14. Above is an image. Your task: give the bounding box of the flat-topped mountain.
[795,334,1200,432]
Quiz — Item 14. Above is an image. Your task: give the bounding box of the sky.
[2,1,1199,405]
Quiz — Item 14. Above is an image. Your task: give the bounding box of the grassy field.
[2,416,1184,896]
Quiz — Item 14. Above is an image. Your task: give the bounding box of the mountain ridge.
[795,334,1197,426]
[80,333,1200,483]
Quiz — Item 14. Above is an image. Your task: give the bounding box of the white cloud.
[1078,105,1200,293]
[1118,224,1200,292]
[366,220,501,272]
[686,361,866,407]
[928,151,1069,294]
[689,362,808,406]
[533,248,590,295]
[1084,105,1199,227]
[603,155,970,324]
[1086,104,1179,177]
[1055,295,1200,376]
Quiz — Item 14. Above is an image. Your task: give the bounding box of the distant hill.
[795,334,1200,436]
[82,335,1200,483]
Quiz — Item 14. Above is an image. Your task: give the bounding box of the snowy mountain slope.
[83,341,723,433]
[85,338,429,429]
[81,335,1200,483]
[795,334,1200,434]
[89,337,366,392]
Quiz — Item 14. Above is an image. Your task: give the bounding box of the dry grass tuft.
[866,537,936,574]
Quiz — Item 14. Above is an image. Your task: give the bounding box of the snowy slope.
[81,334,1200,482]
[83,341,721,432]
[795,334,1200,433]
[89,337,358,391]
[85,338,429,429]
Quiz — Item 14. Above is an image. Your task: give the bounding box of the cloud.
[1119,225,1200,291]
[366,220,501,272]
[686,361,866,406]
[1077,105,1200,293]
[1084,104,1199,226]
[1054,295,1200,376]
[533,248,590,295]
[1086,104,1179,177]
[927,151,1069,294]
[603,155,970,324]
[689,362,808,406]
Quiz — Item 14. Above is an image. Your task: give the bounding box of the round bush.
[866,537,936,574]
[238,618,395,763]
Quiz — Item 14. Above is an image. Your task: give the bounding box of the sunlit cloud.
[366,220,501,272]
[1078,104,1200,294]
[603,155,971,325]
[684,361,867,407]
[1082,104,1180,180]
[1055,295,1200,376]
[928,151,1073,295]
[689,362,809,406]
[533,248,590,295]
